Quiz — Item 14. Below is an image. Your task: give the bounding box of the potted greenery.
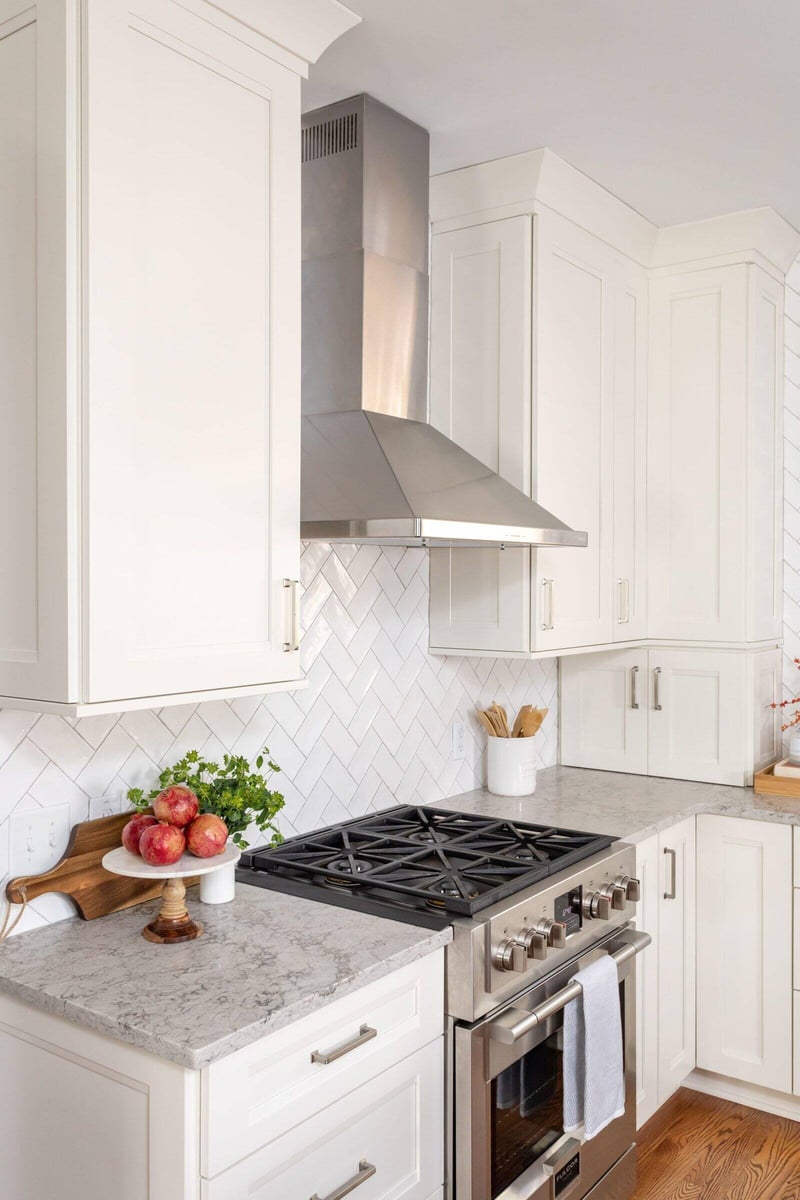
[128,746,284,903]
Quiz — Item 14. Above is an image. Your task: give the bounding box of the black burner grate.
[242,806,615,916]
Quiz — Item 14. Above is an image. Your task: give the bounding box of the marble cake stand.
[102,845,241,944]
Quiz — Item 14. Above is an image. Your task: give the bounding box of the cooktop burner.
[239,806,615,919]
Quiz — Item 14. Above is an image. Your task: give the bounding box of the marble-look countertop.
[439,765,800,843]
[0,882,450,1070]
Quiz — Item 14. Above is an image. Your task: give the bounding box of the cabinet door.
[429,217,532,654]
[647,649,747,785]
[657,816,696,1104]
[559,649,647,774]
[534,212,615,651]
[612,265,648,642]
[696,815,792,1093]
[635,834,660,1129]
[0,3,78,703]
[648,267,749,641]
[82,1,301,700]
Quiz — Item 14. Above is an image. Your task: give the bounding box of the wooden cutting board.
[4,811,193,920]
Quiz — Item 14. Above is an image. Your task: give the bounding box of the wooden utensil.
[517,706,548,738]
[5,812,197,920]
[476,708,497,737]
[490,702,512,737]
[511,705,531,738]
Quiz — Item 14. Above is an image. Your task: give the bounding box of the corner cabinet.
[560,645,780,786]
[0,0,358,715]
[428,209,648,656]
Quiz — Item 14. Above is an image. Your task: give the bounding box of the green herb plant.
[128,746,284,850]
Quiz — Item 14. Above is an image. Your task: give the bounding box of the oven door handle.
[489,929,652,1045]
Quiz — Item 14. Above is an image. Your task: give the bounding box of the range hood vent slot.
[301,112,359,163]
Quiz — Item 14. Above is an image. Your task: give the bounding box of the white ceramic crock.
[486,737,537,797]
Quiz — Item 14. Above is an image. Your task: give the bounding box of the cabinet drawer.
[202,1038,444,1200]
[202,952,444,1177]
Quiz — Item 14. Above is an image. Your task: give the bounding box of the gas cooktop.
[238,806,615,926]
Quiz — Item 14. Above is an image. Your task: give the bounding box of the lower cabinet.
[635,817,696,1128]
[560,645,780,785]
[0,950,446,1200]
[696,815,792,1093]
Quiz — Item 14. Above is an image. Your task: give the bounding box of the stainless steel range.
[238,806,651,1200]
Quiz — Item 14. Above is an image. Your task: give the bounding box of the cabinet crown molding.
[431,148,800,276]
[195,0,360,72]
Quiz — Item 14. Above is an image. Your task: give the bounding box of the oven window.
[491,1036,563,1198]
[489,982,626,1199]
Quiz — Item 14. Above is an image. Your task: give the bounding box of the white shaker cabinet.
[561,645,780,785]
[635,817,696,1128]
[428,208,647,656]
[696,816,792,1093]
[0,0,357,714]
[647,264,783,644]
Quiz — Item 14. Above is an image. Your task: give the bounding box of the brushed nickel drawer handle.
[283,578,300,652]
[541,578,554,630]
[310,1023,377,1065]
[617,577,630,624]
[653,666,663,710]
[630,665,639,709]
[310,1159,376,1200]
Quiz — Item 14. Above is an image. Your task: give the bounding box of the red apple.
[139,823,185,866]
[152,784,199,827]
[186,814,228,858]
[121,813,158,856]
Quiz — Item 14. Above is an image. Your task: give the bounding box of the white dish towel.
[563,954,625,1140]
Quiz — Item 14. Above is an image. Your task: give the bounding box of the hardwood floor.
[633,1088,800,1199]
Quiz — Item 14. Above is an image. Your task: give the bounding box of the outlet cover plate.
[9,804,71,878]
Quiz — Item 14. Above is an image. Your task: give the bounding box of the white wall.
[785,260,800,725]
[0,543,557,934]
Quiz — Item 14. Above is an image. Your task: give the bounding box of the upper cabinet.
[647,264,783,643]
[0,0,358,715]
[428,204,648,655]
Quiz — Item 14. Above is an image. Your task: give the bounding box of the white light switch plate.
[452,722,466,761]
[9,805,71,878]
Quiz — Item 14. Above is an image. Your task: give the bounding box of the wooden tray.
[5,811,197,920]
[753,762,800,799]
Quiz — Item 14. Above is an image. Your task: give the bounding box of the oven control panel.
[485,845,640,989]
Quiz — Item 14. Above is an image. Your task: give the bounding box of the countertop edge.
[0,925,452,1070]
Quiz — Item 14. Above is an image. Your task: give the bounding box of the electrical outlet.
[89,795,123,821]
[9,805,70,878]
[452,721,466,762]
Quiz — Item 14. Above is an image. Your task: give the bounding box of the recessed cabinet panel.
[84,4,301,699]
[749,269,783,642]
[648,268,748,641]
[696,815,792,1093]
[536,217,614,650]
[560,649,647,773]
[657,816,696,1103]
[429,217,532,653]
[612,278,648,641]
[647,650,745,784]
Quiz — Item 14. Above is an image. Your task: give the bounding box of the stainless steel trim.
[663,847,677,900]
[542,579,555,630]
[488,929,652,1045]
[310,1160,376,1200]
[310,1024,377,1064]
[282,579,300,652]
[630,665,639,709]
[542,1137,582,1178]
[653,666,662,710]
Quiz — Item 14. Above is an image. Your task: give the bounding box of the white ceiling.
[302,0,800,232]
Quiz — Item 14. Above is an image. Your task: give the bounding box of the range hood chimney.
[301,94,587,549]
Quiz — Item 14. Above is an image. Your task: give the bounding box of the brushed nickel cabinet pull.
[310,1023,377,1065]
[310,1160,376,1200]
[653,666,662,710]
[663,847,677,900]
[631,665,639,709]
[617,577,630,624]
[282,578,300,651]
[541,578,554,631]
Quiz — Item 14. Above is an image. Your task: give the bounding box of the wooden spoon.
[511,705,531,738]
[476,708,497,737]
[490,702,512,737]
[518,706,548,737]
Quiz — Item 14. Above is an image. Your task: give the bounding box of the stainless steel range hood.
[301,94,587,549]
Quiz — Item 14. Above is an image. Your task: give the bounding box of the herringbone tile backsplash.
[0,544,557,933]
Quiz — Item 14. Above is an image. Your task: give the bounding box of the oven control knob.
[541,918,567,949]
[583,891,612,921]
[518,927,548,960]
[620,875,641,903]
[493,938,527,973]
[599,882,627,911]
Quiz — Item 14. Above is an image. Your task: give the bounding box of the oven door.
[454,926,649,1200]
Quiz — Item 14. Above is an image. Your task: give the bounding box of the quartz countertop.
[0,881,451,1070]
[439,765,800,843]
